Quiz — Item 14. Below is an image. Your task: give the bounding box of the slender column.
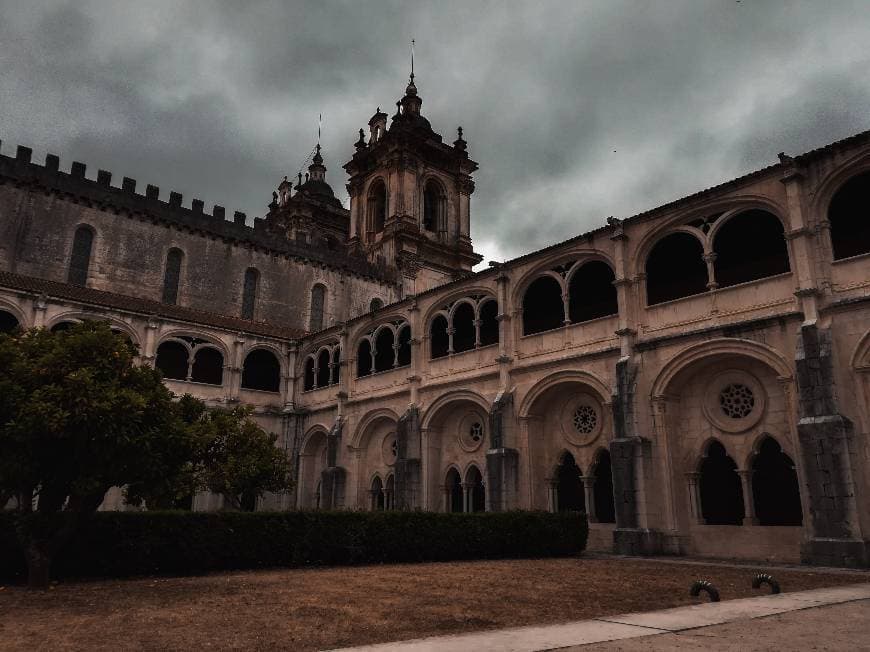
[473,318,481,348]
[703,252,718,290]
[561,291,570,326]
[446,327,455,354]
[142,317,159,367]
[283,342,298,408]
[581,475,597,523]
[684,472,703,524]
[441,484,450,512]
[462,482,471,513]
[737,469,758,525]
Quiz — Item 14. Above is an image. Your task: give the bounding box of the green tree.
[0,321,193,588]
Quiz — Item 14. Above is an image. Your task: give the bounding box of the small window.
[369,298,384,312]
[310,285,326,332]
[368,181,387,239]
[241,268,259,320]
[162,248,184,305]
[423,180,443,232]
[357,339,373,377]
[68,225,94,286]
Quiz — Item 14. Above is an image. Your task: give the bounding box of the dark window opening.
[162,248,183,305]
[332,347,341,384]
[452,302,476,353]
[446,469,463,513]
[556,452,585,512]
[310,285,326,332]
[155,341,189,380]
[0,311,20,333]
[369,298,383,312]
[240,491,257,512]
[593,450,616,523]
[713,210,790,287]
[50,321,77,333]
[423,180,442,232]
[357,339,372,377]
[317,349,331,388]
[523,276,565,335]
[368,181,387,238]
[397,325,412,367]
[829,171,870,260]
[466,466,486,512]
[241,349,281,392]
[752,436,802,526]
[646,232,708,305]
[68,226,94,286]
[478,299,499,347]
[568,261,618,323]
[430,315,449,359]
[371,476,385,511]
[699,440,744,525]
[241,268,259,320]
[304,356,316,390]
[374,328,395,372]
[191,347,224,385]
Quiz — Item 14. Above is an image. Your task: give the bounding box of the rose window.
[390,439,398,459]
[719,384,755,419]
[572,405,597,434]
[470,422,483,443]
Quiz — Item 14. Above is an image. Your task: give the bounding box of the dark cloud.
[1,0,869,266]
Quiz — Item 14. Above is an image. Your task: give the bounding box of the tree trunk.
[24,543,53,589]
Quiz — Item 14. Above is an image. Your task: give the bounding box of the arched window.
[369,298,384,312]
[646,232,707,305]
[523,276,564,335]
[423,179,443,232]
[751,436,802,526]
[371,476,385,511]
[162,248,184,305]
[556,452,584,513]
[430,315,449,359]
[191,347,224,385]
[367,180,387,239]
[357,339,373,377]
[316,349,331,388]
[568,261,618,323]
[466,466,486,513]
[332,347,341,385]
[396,325,412,367]
[374,328,395,372]
[452,303,476,353]
[241,349,281,392]
[309,284,326,332]
[446,468,463,513]
[828,171,870,260]
[68,225,94,286]
[0,310,20,333]
[593,450,616,524]
[698,440,744,525]
[304,356,316,390]
[155,341,189,380]
[713,211,790,287]
[478,299,499,347]
[241,268,259,320]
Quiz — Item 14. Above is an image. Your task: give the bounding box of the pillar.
[737,469,758,526]
[581,475,597,523]
[684,472,703,525]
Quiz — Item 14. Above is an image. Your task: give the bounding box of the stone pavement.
[329,583,870,652]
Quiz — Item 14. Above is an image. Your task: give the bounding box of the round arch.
[518,369,612,419]
[45,312,142,347]
[350,407,400,449]
[651,338,793,400]
[155,330,230,360]
[510,250,617,310]
[850,329,870,372]
[0,299,28,330]
[421,389,491,430]
[809,150,870,217]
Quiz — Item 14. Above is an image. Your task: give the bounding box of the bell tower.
[344,72,482,295]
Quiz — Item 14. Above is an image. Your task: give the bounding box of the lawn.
[0,558,865,651]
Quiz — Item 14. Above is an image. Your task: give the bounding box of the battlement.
[0,140,391,284]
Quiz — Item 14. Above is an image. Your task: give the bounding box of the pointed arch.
[750,435,802,526]
[698,439,744,525]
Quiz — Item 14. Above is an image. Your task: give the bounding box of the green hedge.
[0,510,587,581]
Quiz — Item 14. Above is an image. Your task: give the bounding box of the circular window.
[382,432,398,466]
[719,383,755,419]
[559,393,603,446]
[459,413,486,452]
[703,370,766,434]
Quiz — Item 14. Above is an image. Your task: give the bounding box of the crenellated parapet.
[0,140,393,284]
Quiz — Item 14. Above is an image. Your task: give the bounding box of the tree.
[0,322,195,588]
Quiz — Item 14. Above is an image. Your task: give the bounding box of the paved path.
[329,583,870,652]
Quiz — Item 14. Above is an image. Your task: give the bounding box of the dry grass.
[0,558,865,651]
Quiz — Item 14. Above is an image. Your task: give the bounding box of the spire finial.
[410,39,415,83]
[317,113,322,144]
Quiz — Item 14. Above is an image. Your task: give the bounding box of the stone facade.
[2,77,870,567]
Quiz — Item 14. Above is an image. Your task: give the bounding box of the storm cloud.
[2,0,869,266]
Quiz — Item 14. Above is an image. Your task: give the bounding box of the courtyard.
[0,557,865,651]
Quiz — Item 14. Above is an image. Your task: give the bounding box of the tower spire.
[410,38,415,84]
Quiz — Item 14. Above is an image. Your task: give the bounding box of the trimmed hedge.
[0,510,587,581]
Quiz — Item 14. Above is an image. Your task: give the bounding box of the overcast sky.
[2,1,869,267]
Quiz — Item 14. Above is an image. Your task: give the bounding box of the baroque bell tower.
[344,71,482,295]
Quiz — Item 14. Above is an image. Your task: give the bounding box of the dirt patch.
[0,558,865,651]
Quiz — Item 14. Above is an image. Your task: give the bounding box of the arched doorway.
[446,468,463,513]
[555,452,584,512]
[751,436,802,526]
[698,440,744,525]
[592,449,616,523]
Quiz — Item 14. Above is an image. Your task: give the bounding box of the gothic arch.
[651,338,792,400]
[518,369,612,419]
[155,330,230,360]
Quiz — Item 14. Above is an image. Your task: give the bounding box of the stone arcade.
[2,74,870,566]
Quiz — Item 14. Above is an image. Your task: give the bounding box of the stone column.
[703,252,718,290]
[395,406,421,510]
[737,469,758,525]
[461,482,471,513]
[581,475,597,523]
[284,342,298,409]
[546,479,557,513]
[487,391,520,512]
[684,472,703,525]
[142,317,159,367]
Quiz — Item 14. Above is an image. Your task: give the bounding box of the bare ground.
[0,558,865,651]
